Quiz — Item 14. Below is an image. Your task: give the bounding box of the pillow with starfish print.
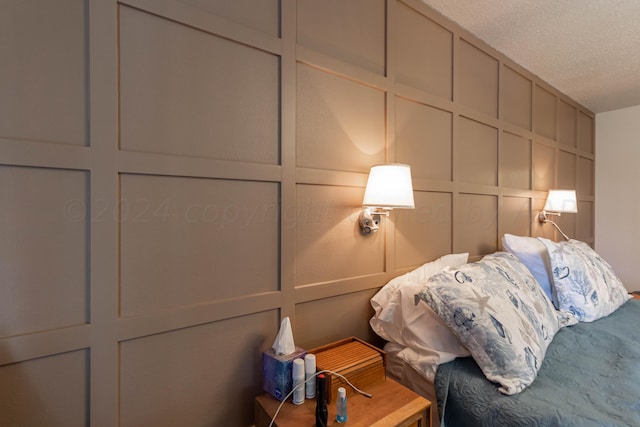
[414,252,572,395]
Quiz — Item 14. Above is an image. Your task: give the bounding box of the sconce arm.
[538,210,570,241]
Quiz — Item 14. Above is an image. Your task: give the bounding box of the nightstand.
[254,377,431,427]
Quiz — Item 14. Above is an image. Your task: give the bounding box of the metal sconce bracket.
[358,207,390,234]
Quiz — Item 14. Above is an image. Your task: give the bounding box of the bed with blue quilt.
[370,234,640,427]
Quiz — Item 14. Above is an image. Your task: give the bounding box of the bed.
[370,234,638,427]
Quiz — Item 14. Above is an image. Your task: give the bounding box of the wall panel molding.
[0,326,91,366]
[0,0,595,425]
[118,151,282,182]
[116,291,281,341]
[297,46,391,92]
[0,139,91,170]
[120,0,282,55]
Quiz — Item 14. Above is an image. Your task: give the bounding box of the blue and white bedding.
[435,298,640,427]
[370,235,638,427]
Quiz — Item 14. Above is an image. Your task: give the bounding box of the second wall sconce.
[359,164,415,234]
[538,189,577,240]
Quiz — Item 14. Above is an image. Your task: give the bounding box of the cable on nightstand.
[268,369,372,427]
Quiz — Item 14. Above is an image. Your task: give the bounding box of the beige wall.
[0,0,594,426]
[595,104,640,291]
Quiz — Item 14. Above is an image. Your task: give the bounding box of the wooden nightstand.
[255,377,431,427]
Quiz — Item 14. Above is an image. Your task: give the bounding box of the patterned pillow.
[414,252,564,395]
[538,238,631,322]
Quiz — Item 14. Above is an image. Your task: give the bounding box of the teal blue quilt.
[435,299,640,427]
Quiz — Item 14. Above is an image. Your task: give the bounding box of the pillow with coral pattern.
[538,238,631,322]
[414,252,567,395]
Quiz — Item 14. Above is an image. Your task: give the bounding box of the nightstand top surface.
[255,377,430,427]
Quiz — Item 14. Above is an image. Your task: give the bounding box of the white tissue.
[272,317,296,355]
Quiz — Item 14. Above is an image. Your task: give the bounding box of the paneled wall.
[0,0,594,426]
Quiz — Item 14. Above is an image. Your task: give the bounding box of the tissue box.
[262,347,306,401]
[309,337,385,402]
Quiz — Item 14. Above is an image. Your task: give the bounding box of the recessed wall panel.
[296,184,383,285]
[295,289,380,349]
[556,212,576,241]
[0,350,89,427]
[532,142,555,191]
[501,196,531,238]
[396,2,453,100]
[297,0,385,75]
[458,117,498,186]
[501,66,532,130]
[297,64,385,172]
[395,98,452,181]
[0,0,87,145]
[578,111,595,154]
[120,310,277,427]
[577,201,594,242]
[500,132,531,189]
[120,174,279,316]
[395,191,452,269]
[119,6,279,164]
[457,40,499,118]
[558,100,577,147]
[558,150,576,189]
[0,166,88,338]
[579,156,594,197]
[455,194,498,257]
[534,86,557,140]
[178,0,279,36]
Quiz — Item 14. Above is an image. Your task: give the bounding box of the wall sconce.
[538,189,577,240]
[359,164,415,234]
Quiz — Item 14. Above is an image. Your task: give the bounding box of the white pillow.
[501,234,555,304]
[538,238,631,322]
[370,253,470,358]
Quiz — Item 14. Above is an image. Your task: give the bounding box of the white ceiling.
[421,0,640,113]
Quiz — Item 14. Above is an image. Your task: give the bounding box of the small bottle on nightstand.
[335,387,347,423]
[292,358,305,405]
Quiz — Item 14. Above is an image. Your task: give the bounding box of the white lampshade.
[543,190,577,213]
[362,164,415,209]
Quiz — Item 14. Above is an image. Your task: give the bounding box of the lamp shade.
[362,164,415,209]
[543,190,577,213]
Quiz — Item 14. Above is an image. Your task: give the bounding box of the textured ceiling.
[421,0,640,113]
